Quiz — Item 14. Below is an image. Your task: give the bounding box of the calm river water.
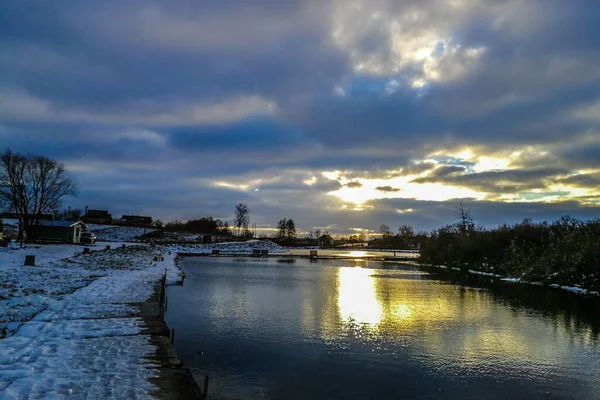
[166,257,600,400]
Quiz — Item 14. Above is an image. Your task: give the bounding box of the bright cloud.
[1,0,599,234]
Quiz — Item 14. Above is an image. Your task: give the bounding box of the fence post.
[170,328,175,344]
[159,274,166,318]
[24,255,35,266]
[203,376,210,400]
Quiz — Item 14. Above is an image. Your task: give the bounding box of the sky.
[1,0,599,236]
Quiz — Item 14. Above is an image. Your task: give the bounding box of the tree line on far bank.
[418,204,600,292]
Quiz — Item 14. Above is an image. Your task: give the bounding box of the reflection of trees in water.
[423,267,600,342]
[300,262,598,363]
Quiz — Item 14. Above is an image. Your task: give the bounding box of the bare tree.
[0,150,77,242]
[234,203,249,237]
[379,224,392,238]
[455,201,475,236]
[276,218,288,240]
[285,219,296,240]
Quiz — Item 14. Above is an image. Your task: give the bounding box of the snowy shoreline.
[0,242,187,399]
[424,263,600,297]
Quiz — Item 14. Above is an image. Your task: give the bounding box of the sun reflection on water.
[346,251,367,258]
[394,304,413,320]
[337,267,382,326]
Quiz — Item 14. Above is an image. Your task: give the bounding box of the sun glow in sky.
[1,1,599,234]
[329,179,484,204]
[322,145,600,209]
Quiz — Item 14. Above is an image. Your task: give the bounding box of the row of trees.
[161,217,232,235]
[157,203,253,239]
[367,224,426,249]
[419,208,600,292]
[275,218,297,245]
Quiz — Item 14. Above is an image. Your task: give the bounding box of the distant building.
[120,215,153,227]
[318,234,335,247]
[81,209,113,225]
[36,221,87,244]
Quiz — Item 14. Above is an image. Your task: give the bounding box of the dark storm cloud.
[167,117,309,152]
[557,174,600,189]
[413,167,569,193]
[346,182,363,188]
[0,1,347,109]
[375,186,400,193]
[559,143,600,168]
[1,0,600,231]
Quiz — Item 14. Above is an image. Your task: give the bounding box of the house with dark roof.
[318,234,335,247]
[36,221,87,244]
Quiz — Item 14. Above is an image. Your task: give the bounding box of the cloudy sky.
[1,0,599,235]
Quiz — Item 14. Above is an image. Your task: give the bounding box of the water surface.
[166,257,600,400]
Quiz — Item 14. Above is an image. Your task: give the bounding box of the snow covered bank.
[87,225,155,242]
[425,264,599,296]
[0,244,184,399]
[167,239,286,255]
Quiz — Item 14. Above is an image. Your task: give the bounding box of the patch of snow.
[87,225,155,242]
[549,284,589,295]
[468,270,502,278]
[500,277,521,283]
[0,243,178,398]
[167,239,286,255]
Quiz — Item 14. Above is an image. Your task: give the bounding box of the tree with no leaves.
[234,203,249,237]
[379,224,392,238]
[285,219,296,240]
[0,149,77,242]
[455,201,475,236]
[276,218,288,240]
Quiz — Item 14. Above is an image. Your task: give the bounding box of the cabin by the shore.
[36,220,87,244]
[318,234,335,247]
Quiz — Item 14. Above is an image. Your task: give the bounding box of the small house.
[36,221,87,244]
[318,234,335,247]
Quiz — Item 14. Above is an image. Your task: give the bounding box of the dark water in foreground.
[166,257,600,400]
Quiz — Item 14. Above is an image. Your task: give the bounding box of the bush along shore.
[419,216,600,294]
